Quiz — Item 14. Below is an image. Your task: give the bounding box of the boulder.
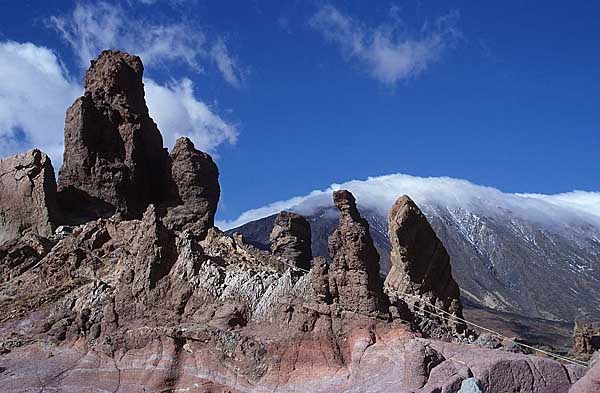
[458,378,483,393]
[0,149,60,243]
[163,137,220,238]
[327,190,383,315]
[57,50,170,221]
[269,211,312,271]
[570,361,600,393]
[384,195,465,331]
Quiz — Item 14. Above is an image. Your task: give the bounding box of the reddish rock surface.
[0,51,589,393]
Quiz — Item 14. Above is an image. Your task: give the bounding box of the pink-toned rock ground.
[0,323,587,393]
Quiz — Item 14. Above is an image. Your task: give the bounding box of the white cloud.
[0,41,81,163]
[211,39,243,88]
[145,78,238,153]
[0,40,237,166]
[217,173,600,230]
[49,1,243,87]
[309,5,460,85]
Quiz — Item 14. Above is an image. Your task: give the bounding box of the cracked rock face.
[57,50,170,221]
[327,189,383,315]
[269,211,312,271]
[384,195,465,331]
[163,137,220,238]
[0,149,60,243]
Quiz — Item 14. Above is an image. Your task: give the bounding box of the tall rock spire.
[327,189,383,314]
[57,50,170,221]
[384,195,465,330]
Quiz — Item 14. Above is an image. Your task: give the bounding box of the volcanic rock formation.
[270,211,312,271]
[327,189,384,315]
[0,50,592,393]
[0,149,60,243]
[163,137,220,238]
[57,50,171,221]
[384,195,465,331]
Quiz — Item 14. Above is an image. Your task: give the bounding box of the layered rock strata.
[0,50,589,393]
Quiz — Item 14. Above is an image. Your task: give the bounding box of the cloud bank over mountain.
[217,173,600,230]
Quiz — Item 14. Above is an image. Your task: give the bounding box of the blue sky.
[0,1,599,224]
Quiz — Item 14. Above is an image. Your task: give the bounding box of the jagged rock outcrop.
[163,137,220,238]
[269,211,312,271]
[57,50,171,221]
[384,195,465,331]
[328,189,383,315]
[0,235,52,283]
[0,149,60,243]
[0,49,589,392]
[311,256,332,303]
[571,320,600,359]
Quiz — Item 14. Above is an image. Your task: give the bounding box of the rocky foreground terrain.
[231,192,600,349]
[0,50,598,392]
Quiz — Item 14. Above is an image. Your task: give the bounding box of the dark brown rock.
[0,149,60,243]
[327,190,383,314]
[571,320,600,358]
[269,211,312,271]
[57,50,170,221]
[163,137,220,238]
[384,195,464,331]
[0,235,52,283]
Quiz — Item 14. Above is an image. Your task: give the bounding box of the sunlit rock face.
[0,50,592,392]
[0,149,60,243]
[384,195,465,332]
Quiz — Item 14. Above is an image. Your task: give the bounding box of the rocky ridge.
[0,50,594,392]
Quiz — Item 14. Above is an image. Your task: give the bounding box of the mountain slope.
[226,174,600,325]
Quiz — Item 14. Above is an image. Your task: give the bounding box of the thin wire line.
[274,258,588,368]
